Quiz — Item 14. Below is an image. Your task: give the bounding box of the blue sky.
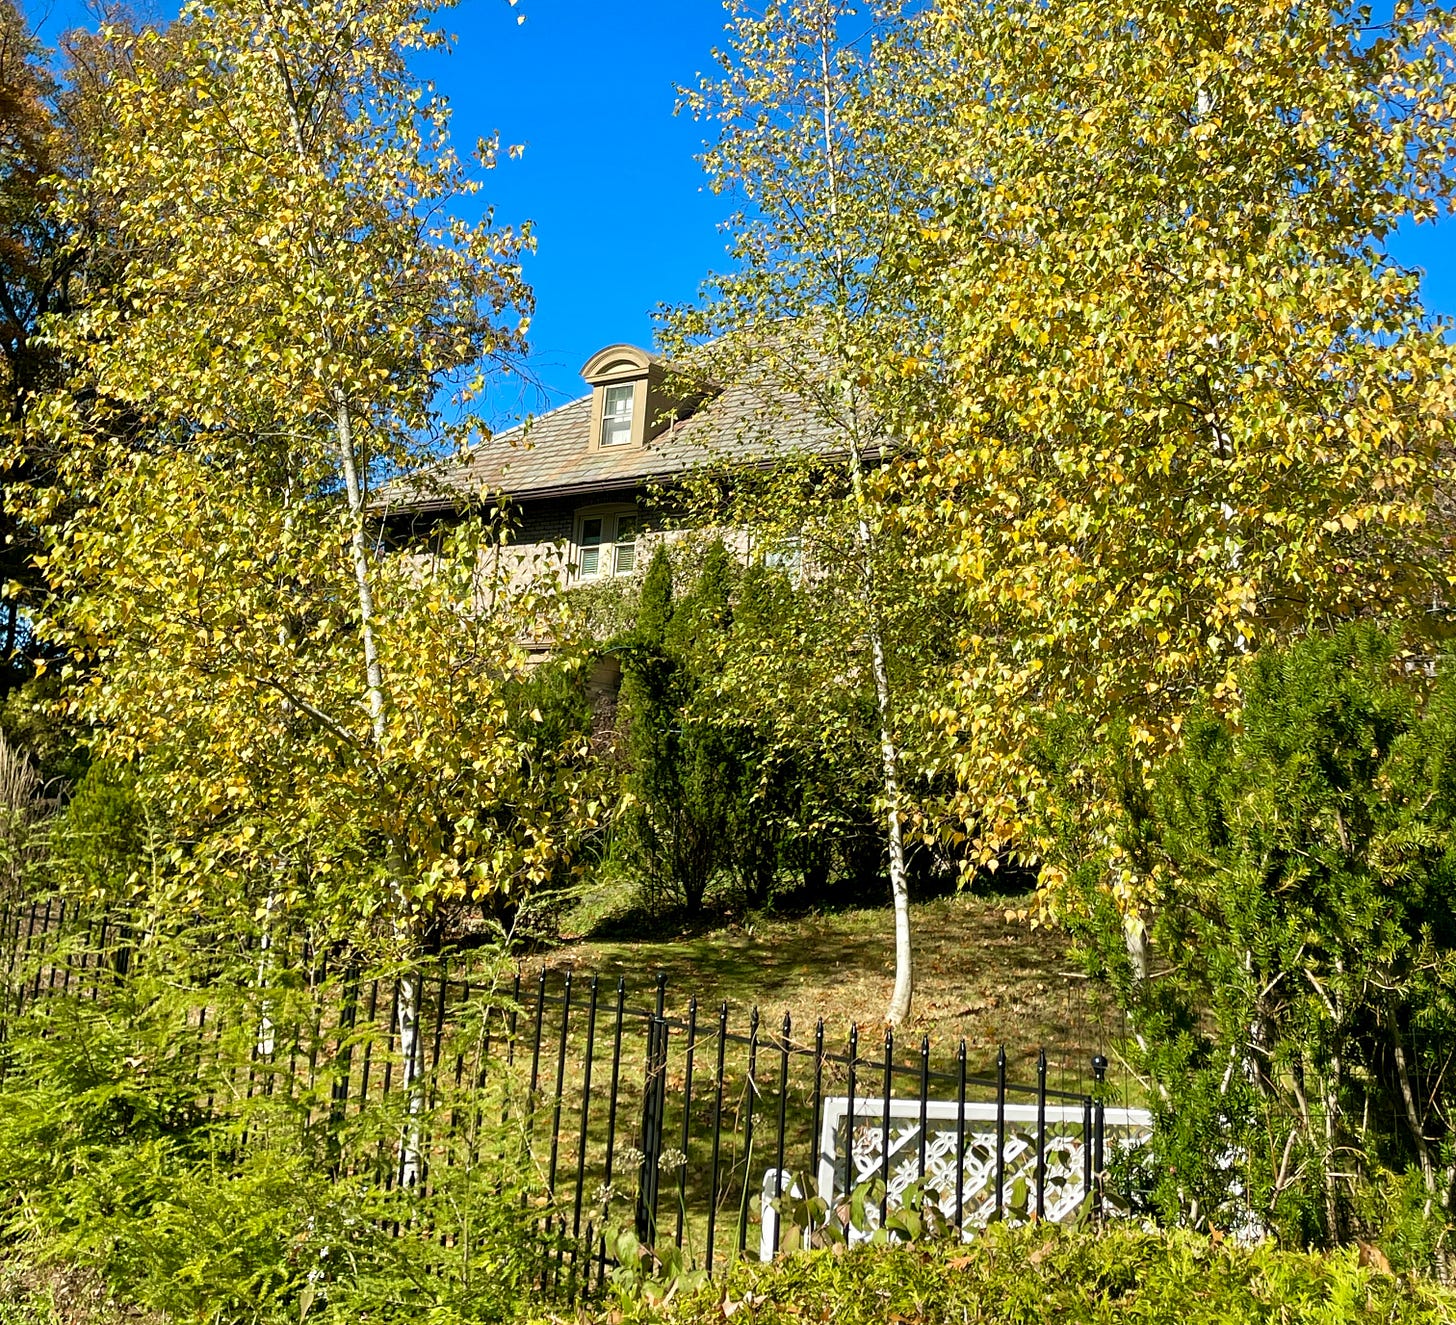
[409,0,733,425]
[23,0,1456,430]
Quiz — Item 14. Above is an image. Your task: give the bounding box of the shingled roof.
[382,349,843,514]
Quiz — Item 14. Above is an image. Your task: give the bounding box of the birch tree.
[28,0,595,1179]
[676,0,1456,995]
[669,0,936,1023]
[883,0,1456,927]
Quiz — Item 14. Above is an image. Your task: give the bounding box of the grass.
[540,885,1124,1093]
[481,882,1139,1281]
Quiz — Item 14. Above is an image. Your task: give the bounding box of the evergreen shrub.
[552,1228,1456,1325]
[1036,624,1456,1256]
[615,541,885,920]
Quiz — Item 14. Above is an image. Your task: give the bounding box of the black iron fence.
[0,893,1146,1299]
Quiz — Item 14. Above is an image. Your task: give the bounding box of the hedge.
[559,1228,1456,1325]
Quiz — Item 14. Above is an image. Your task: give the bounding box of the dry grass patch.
[542,893,1122,1088]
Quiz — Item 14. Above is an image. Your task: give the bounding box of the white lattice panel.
[760,1097,1152,1260]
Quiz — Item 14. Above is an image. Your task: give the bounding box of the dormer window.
[582,344,657,452]
[580,342,720,455]
[600,383,635,447]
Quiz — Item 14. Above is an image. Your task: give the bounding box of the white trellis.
[760,1097,1153,1261]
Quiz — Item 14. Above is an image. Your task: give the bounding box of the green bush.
[0,927,545,1325]
[618,542,743,915]
[1035,624,1456,1255]
[616,541,885,919]
[562,1228,1456,1325]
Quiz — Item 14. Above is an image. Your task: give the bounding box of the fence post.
[879,1027,893,1230]
[572,975,599,1247]
[842,1023,858,1235]
[705,1000,729,1276]
[328,967,361,1177]
[994,1046,1006,1219]
[956,1040,968,1234]
[771,1011,790,1257]
[674,997,699,1250]
[737,1007,760,1258]
[596,977,627,1291]
[1092,1054,1108,1219]
[548,968,573,1196]
[1035,1049,1047,1220]
[635,973,668,1245]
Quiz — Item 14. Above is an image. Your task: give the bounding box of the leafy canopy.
[879,0,1456,904]
[24,0,592,938]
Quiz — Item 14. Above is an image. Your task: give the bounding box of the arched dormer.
[581,344,658,452]
[580,343,715,453]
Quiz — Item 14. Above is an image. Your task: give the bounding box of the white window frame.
[573,504,641,581]
[752,532,804,582]
[599,383,636,448]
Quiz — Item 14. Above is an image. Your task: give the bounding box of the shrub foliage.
[572,1228,1456,1325]
[0,910,543,1325]
[1038,625,1456,1253]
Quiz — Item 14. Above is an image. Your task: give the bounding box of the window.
[578,516,606,577]
[760,536,803,578]
[613,514,638,574]
[575,507,639,580]
[600,383,635,447]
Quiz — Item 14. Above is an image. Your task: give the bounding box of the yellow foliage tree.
[882,0,1456,919]
[22,0,594,1175]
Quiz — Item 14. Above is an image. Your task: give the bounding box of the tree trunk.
[334,395,424,1180]
[1123,911,1150,985]
[811,21,913,1024]
[395,966,425,1186]
[333,398,386,746]
[870,621,912,1024]
[266,26,423,1181]
[256,890,276,1058]
[1387,1000,1437,1197]
[848,435,912,1025]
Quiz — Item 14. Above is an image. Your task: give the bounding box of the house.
[379,341,835,586]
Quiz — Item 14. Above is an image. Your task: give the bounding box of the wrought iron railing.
[0,892,1148,1300]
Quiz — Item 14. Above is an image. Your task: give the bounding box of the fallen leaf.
[1028,1240,1056,1266]
[1357,1242,1393,1275]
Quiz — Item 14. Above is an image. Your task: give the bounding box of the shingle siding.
[513,499,576,547]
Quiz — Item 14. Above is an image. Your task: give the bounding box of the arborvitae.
[668,538,735,656]
[618,542,746,916]
[635,545,674,647]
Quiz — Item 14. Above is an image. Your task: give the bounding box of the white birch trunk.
[265,28,425,1181]
[813,24,913,1025]
[333,399,386,747]
[847,433,913,1025]
[395,966,424,1186]
[256,890,276,1058]
[333,397,425,1182]
[872,624,913,1025]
